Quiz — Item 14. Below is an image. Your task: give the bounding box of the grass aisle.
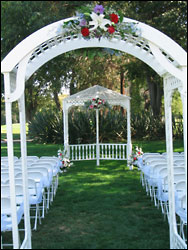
[32,160,169,249]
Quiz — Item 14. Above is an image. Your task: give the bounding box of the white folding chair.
[27,167,51,211]
[146,164,167,205]
[15,172,46,219]
[176,194,187,242]
[30,162,54,203]
[35,159,60,197]
[1,197,24,248]
[27,179,42,230]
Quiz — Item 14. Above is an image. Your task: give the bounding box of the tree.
[1,1,186,120]
[107,1,187,116]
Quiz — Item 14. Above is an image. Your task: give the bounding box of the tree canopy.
[1,1,187,123]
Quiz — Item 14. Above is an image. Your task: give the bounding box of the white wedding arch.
[1,14,187,249]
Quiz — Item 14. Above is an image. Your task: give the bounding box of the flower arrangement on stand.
[128,146,143,169]
[60,4,141,40]
[84,97,110,110]
[57,149,73,173]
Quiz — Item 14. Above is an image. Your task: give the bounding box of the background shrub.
[28,108,183,144]
[28,108,63,144]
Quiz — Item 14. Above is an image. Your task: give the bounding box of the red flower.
[108,26,115,34]
[110,13,119,24]
[134,157,137,161]
[60,153,62,156]
[138,152,141,155]
[81,27,89,37]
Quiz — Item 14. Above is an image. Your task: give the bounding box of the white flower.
[89,12,111,31]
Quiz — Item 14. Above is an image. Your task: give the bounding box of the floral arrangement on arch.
[84,97,110,110]
[129,146,143,166]
[61,4,141,40]
[57,149,73,172]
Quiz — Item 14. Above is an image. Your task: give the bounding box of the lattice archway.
[1,16,187,249]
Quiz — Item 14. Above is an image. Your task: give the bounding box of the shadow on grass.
[31,160,170,249]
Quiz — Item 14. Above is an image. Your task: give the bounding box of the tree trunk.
[53,90,61,111]
[120,69,126,115]
[146,75,163,116]
[25,87,38,122]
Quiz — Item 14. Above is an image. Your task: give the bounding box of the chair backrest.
[1,173,9,183]
[1,164,8,169]
[1,184,24,197]
[36,159,58,166]
[27,167,49,177]
[28,167,50,187]
[20,156,39,161]
[151,164,167,176]
[158,167,168,179]
[40,156,58,159]
[1,156,18,161]
[163,173,186,187]
[1,197,11,213]
[147,158,167,166]
[30,163,53,171]
[1,185,10,197]
[15,185,24,196]
[15,171,44,184]
[142,154,162,161]
[173,167,185,174]
[175,180,186,193]
[174,173,186,184]
[180,194,186,210]
[30,163,53,180]
[174,160,184,165]
[1,168,9,173]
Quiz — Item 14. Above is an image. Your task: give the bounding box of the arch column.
[126,101,132,169]
[63,101,70,157]
[178,67,187,207]
[163,75,177,249]
[18,92,32,249]
[4,72,20,249]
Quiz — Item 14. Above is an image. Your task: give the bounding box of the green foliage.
[68,108,95,144]
[2,1,186,122]
[28,108,63,144]
[28,108,183,144]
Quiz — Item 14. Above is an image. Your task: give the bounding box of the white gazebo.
[1,12,187,250]
[63,85,131,166]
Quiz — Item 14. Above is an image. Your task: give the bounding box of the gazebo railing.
[69,143,127,161]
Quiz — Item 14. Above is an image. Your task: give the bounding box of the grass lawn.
[1,124,184,249]
[1,123,184,157]
[1,123,29,141]
[30,160,170,249]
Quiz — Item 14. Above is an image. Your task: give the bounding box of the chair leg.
[33,204,38,230]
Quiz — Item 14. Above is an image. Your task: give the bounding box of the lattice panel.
[27,28,180,72]
[166,75,182,91]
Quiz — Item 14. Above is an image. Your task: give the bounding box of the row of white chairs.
[136,153,187,243]
[1,156,62,248]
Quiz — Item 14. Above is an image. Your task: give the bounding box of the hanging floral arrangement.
[129,146,143,166]
[57,149,73,172]
[84,97,110,110]
[61,4,141,40]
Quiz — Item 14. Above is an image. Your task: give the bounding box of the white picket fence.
[69,143,127,161]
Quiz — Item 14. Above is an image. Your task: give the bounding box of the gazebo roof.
[63,85,131,108]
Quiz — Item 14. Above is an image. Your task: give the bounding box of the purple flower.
[79,19,87,27]
[94,5,104,14]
